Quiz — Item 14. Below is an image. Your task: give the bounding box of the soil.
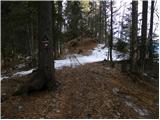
[60,37,97,58]
[1,61,159,119]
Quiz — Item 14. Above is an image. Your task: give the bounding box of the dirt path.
[1,62,159,118]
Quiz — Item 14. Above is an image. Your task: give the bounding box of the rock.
[116,112,120,117]
[56,109,60,113]
[18,106,23,111]
[143,73,148,76]
[112,88,119,95]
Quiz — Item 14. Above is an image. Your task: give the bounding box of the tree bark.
[130,0,138,72]
[99,1,102,43]
[140,1,148,72]
[103,1,107,46]
[148,0,154,61]
[38,1,54,84]
[110,0,113,62]
[58,1,63,55]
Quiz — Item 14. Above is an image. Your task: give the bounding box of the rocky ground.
[1,61,159,119]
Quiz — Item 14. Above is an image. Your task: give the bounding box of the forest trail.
[1,1,159,119]
[1,61,159,119]
[1,38,129,80]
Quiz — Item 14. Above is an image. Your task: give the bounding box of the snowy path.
[1,44,128,80]
[55,44,128,69]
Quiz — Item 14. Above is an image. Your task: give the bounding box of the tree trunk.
[130,0,138,72]
[38,1,54,84]
[104,1,107,46]
[58,1,63,55]
[148,0,154,61]
[99,1,102,43]
[14,2,56,95]
[110,0,113,62]
[52,1,57,59]
[140,1,148,72]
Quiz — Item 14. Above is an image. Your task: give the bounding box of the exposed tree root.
[13,70,58,96]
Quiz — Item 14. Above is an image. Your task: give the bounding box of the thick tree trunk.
[38,1,54,84]
[13,1,56,95]
[130,1,138,72]
[13,2,55,95]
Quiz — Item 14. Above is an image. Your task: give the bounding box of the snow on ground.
[125,100,149,117]
[55,44,129,69]
[0,76,9,81]
[1,44,128,80]
[13,69,35,77]
[0,69,35,81]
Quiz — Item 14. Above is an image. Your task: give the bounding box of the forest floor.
[1,61,159,119]
[1,37,159,119]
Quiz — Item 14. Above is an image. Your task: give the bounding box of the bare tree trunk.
[148,0,154,61]
[52,1,57,59]
[104,1,107,46]
[30,23,34,57]
[99,1,102,43]
[140,1,148,72]
[110,0,113,62]
[58,1,63,55]
[38,1,54,84]
[130,0,138,72]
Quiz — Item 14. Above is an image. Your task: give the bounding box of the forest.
[1,0,159,119]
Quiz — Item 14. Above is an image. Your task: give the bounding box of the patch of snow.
[125,101,149,116]
[13,69,35,77]
[112,87,120,95]
[55,59,72,69]
[1,69,35,80]
[0,76,9,81]
[55,44,129,69]
[1,44,129,80]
